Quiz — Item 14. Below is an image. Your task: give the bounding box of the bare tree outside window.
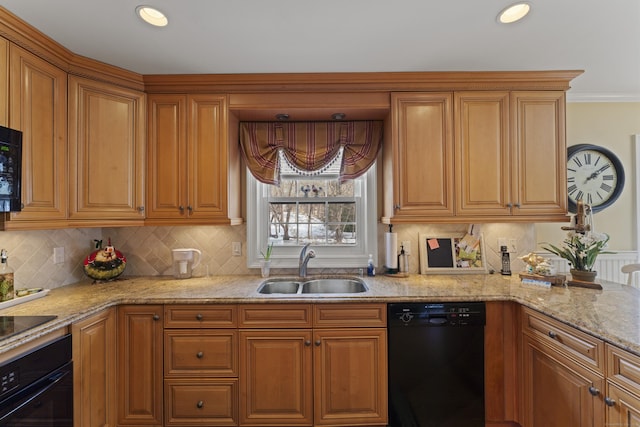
[268,178,356,246]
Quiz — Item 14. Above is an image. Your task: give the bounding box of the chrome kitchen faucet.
[298,243,316,278]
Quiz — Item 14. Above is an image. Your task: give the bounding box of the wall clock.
[567,144,625,213]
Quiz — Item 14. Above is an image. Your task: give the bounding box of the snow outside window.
[246,164,377,269]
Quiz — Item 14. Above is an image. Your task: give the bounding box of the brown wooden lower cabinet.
[238,303,388,427]
[117,305,164,426]
[72,308,116,427]
[521,334,605,427]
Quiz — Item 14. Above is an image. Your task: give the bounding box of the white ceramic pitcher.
[172,248,202,279]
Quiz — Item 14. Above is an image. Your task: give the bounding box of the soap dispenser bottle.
[397,244,409,274]
[0,249,14,302]
[367,254,376,276]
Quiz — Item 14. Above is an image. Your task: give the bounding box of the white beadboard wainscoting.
[537,251,640,288]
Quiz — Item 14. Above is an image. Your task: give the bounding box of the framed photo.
[419,233,487,274]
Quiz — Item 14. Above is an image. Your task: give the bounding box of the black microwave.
[0,125,22,212]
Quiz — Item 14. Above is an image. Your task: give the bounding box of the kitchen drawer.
[313,303,387,328]
[165,330,237,377]
[164,305,237,328]
[522,306,604,372]
[239,304,312,328]
[607,344,640,395]
[164,379,238,426]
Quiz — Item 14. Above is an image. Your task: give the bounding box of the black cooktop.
[0,315,57,340]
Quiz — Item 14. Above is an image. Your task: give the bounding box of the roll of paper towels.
[385,232,398,269]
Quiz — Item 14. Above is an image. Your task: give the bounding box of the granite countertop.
[1,273,639,357]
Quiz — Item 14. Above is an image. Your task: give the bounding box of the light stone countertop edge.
[0,273,638,357]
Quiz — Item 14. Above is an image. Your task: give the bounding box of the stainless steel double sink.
[257,277,368,294]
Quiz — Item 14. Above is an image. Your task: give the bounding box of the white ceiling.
[1,0,639,101]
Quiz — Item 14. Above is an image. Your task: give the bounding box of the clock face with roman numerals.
[567,144,625,214]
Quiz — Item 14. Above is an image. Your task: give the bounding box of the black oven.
[0,334,73,426]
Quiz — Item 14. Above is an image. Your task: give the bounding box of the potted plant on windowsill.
[542,231,612,282]
[260,243,273,278]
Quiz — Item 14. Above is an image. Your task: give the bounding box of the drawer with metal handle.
[522,306,604,372]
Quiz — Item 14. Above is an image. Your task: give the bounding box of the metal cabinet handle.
[179,205,185,212]
[315,340,321,346]
[394,204,400,210]
[196,351,204,359]
[604,397,616,407]
[153,314,160,321]
[187,205,193,212]
[514,203,521,208]
[197,400,204,409]
[588,386,600,396]
[196,313,203,321]
[137,206,145,212]
[304,340,311,346]
[548,331,557,339]
[506,203,513,208]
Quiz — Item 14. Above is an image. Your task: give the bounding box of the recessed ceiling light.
[136,5,168,27]
[498,2,531,24]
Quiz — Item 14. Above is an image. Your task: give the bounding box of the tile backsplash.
[0,222,535,290]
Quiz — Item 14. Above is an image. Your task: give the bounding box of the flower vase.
[260,260,271,278]
[570,269,597,283]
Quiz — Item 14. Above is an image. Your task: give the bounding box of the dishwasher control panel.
[388,302,486,327]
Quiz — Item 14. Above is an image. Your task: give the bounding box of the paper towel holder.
[384,224,399,275]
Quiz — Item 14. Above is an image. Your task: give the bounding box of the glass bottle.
[0,249,15,302]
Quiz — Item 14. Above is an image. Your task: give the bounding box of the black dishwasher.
[388,302,485,427]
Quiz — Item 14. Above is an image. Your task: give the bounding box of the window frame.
[246,164,378,269]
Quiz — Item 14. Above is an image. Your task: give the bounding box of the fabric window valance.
[239,121,383,185]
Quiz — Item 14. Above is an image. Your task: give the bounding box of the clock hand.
[584,171,599,183]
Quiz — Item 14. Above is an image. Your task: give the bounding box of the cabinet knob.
[506,203,513,208]
[304,340,311,346]
[137,206,145,212]
[604,397,616,407]
[196,313,203,321]
[588,386,600,396]
[153,314,160,321]
[514,203,521,208]
[548,331,557,339]
[197,400,204,409]
[187,205,193,212]
[315,340,321,346]
[179,205,185,212]
[394,204,400,210]
[196,351,204,359]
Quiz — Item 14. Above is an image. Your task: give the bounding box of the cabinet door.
[0,37,7,126]
[606,382,640,427]
[239,330,313,425]
[68,75,145,222]
[454,91,512,216]
[146,94,187,220]
[391,92,454,220]
[187,94,228,222]
[117,305,164,426]
[8,44,67,225]
[72,308,116,427]
[511,91,567,217]
[313,329,388,426]
[522,335,604,427]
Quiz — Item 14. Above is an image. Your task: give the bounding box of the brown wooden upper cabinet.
[146,94,229,225]
[68,75,146,225]
[388,90,567,223]
[3,43,68,230]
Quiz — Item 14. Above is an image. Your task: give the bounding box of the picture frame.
[419,233,487,274]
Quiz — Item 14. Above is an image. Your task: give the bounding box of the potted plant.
[260,243,273,278]
[542,231,612,282]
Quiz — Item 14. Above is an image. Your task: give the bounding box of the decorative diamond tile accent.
[0,222,535,289]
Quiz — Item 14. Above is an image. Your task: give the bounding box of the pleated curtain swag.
[239,121,383,185]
